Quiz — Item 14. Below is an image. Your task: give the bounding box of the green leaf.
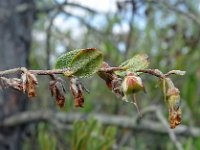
[55,49,81,69]
[115,54,149,76]
[55,48,103,78]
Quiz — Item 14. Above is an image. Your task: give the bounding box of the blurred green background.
[1,0,200,150]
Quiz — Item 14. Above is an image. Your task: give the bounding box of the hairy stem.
[0,67,127,77]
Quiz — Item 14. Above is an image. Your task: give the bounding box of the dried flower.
[69,77,85,107]
[167,87,181,129]
[0,77,23,91]
[21,72,38,97]
[49,78,66,108]
[97,62,114,89]
[98,62,124,97]
[111,76,124,97]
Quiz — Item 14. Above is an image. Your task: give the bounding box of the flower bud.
[122,73,145,95]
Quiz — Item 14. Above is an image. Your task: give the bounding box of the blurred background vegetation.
[0,0,200,150]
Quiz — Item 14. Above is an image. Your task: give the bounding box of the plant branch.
[0,67,27,76]
[137,69,186,78]
[137,69,165,78]
[0,68,67,76]
[0,67,127,77]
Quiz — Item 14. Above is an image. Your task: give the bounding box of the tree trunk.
[0,0,35,149]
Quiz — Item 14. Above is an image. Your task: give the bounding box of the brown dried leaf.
[49,78,66,108]
[69,78,85,107]
[0,77,23,91]
[12,78,23,91]
[56,94,65,108]
[169,106,181,129]
[98,62,124,97]
[49,80,57,96]
[97,62,114,89]
[26,72,38,97]
[74,95,84,107]
[111,76,124,98]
